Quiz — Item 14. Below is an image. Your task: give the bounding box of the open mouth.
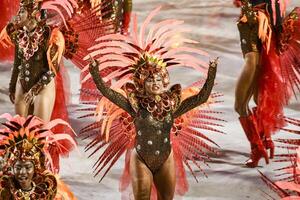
[18,176,29,182]
[152,85,160,90]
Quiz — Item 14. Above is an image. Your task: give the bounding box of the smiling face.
[17,7,29,25]
[144,74,166,95]
[13,160,35,191]
[16,6,39,31]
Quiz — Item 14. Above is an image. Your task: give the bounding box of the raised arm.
[89,59,136,117]
[173,58,218,118]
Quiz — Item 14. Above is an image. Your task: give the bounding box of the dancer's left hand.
[209,57,219,68]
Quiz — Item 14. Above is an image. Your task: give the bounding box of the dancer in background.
[0,0,125,171]
[0,114,77,200]
[0,0,75,172]
[80,7,225,200]
[234,0,300,167]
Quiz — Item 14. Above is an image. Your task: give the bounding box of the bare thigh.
[153,150,176,200]
[130,150,153,200]
[252,63,261,105]
[234,52,260,116]
[14,78,28,117]
[33,79,56,122]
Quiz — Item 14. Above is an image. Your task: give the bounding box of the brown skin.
[130,75,175,200]
[13,160,35,191]
[234,52,260,116]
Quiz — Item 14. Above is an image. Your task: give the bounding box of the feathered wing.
[254,7,300,140]
[79,89,135,182]
[62,1,121,102]
[261,117,300,199]
[171,85,224,195]
[278,7,300,97]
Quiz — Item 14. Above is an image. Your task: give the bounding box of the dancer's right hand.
[88,55,99,70]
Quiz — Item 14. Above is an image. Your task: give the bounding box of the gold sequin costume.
[89,62,217,172]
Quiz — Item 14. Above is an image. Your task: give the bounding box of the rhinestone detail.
[164,138,168,143]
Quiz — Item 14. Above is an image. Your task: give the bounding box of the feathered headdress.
[0,113,77,173]
[82,6,209,90]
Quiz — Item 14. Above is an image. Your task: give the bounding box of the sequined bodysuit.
[7,22,56,94]
[89,65,217,173]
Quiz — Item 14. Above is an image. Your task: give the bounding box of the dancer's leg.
[14,79,28,117]
[33,79,56,122]
[153,151,176,200]
[130,150,153,200]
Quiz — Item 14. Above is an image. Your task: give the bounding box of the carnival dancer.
[80,7,225,200]
[234,0,300,167]
[0,0,75,172]
[0,0,123,171]
[0,113,77,200]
